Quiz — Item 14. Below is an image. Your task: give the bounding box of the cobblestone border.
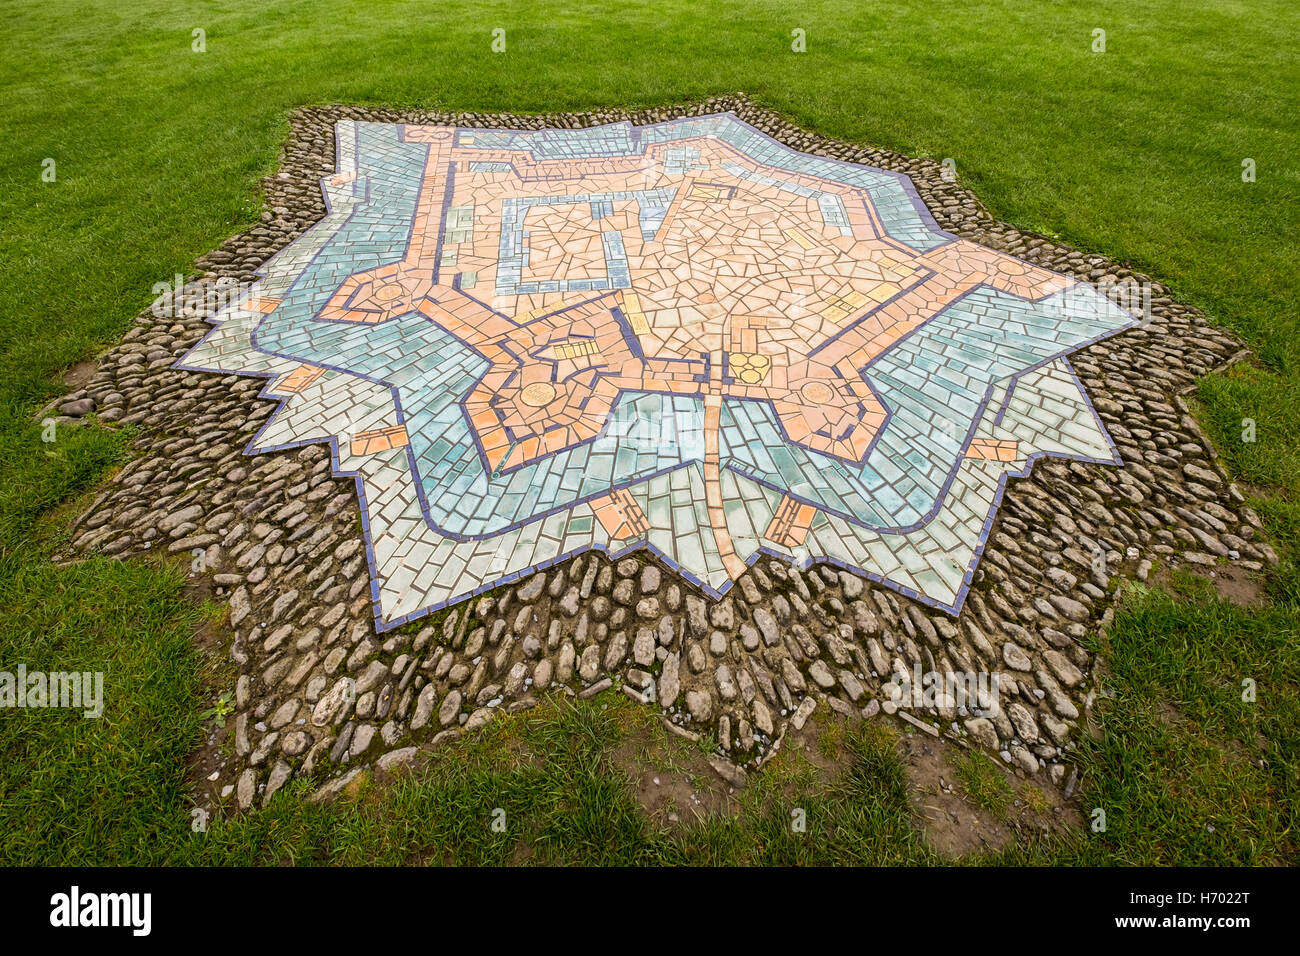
[52,95,1272,813]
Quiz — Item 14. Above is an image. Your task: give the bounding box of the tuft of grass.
[1020,785,1049,816]
[950,749,1015,821]
[817,716,848,761]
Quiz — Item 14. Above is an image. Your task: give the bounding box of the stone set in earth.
[53,96,1272,814]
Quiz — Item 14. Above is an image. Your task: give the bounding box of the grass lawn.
[0,0,1295,865]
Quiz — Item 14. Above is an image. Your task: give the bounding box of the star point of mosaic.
[178,113,1137,630]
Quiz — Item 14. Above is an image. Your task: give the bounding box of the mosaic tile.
[177,113,1136,629]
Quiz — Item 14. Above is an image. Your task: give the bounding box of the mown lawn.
[0,0,1295,865]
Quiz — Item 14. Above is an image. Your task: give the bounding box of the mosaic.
[178,113,1137,630]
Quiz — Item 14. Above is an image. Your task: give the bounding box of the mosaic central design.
[179,114,1136,630]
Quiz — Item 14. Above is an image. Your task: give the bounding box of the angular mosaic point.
[177,113,1137,630]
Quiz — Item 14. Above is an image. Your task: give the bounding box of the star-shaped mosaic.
[178,113,1135,630]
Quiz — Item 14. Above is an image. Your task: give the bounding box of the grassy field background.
[0,0,1295,864]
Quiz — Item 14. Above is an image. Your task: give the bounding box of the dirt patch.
[1157,700,1190,730]
[63,359,96,389]
[1205,565,1267,607]
[610,722,736,826]
[509,838,534,865]
[182,568,242,809]
[184,709,235,814]
[895,727,1082,858]
[779,712,857,785]
[897,730,1015,857]
[183,576,228,654]
[1153,563,1266,608]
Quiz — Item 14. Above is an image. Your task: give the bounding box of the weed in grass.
[197,690,235,728]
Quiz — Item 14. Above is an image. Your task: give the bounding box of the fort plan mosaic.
[178,113,1137,630]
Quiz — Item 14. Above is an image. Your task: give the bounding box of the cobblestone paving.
[54,97,1272,812]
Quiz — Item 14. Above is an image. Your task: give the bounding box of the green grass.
[951,749,1015,821]
[0,0,1296,865]
[5,689,941,866]
[1063,582,1298,865]
[0,550,211,864]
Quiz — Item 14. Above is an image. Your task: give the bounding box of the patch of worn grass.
[66,693,927,866]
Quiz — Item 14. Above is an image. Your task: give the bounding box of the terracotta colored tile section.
[350,425,409,457]
[966,439,1020,462]
[591,488,649,540]
[276,363,325,393]
[765,494,818,548]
